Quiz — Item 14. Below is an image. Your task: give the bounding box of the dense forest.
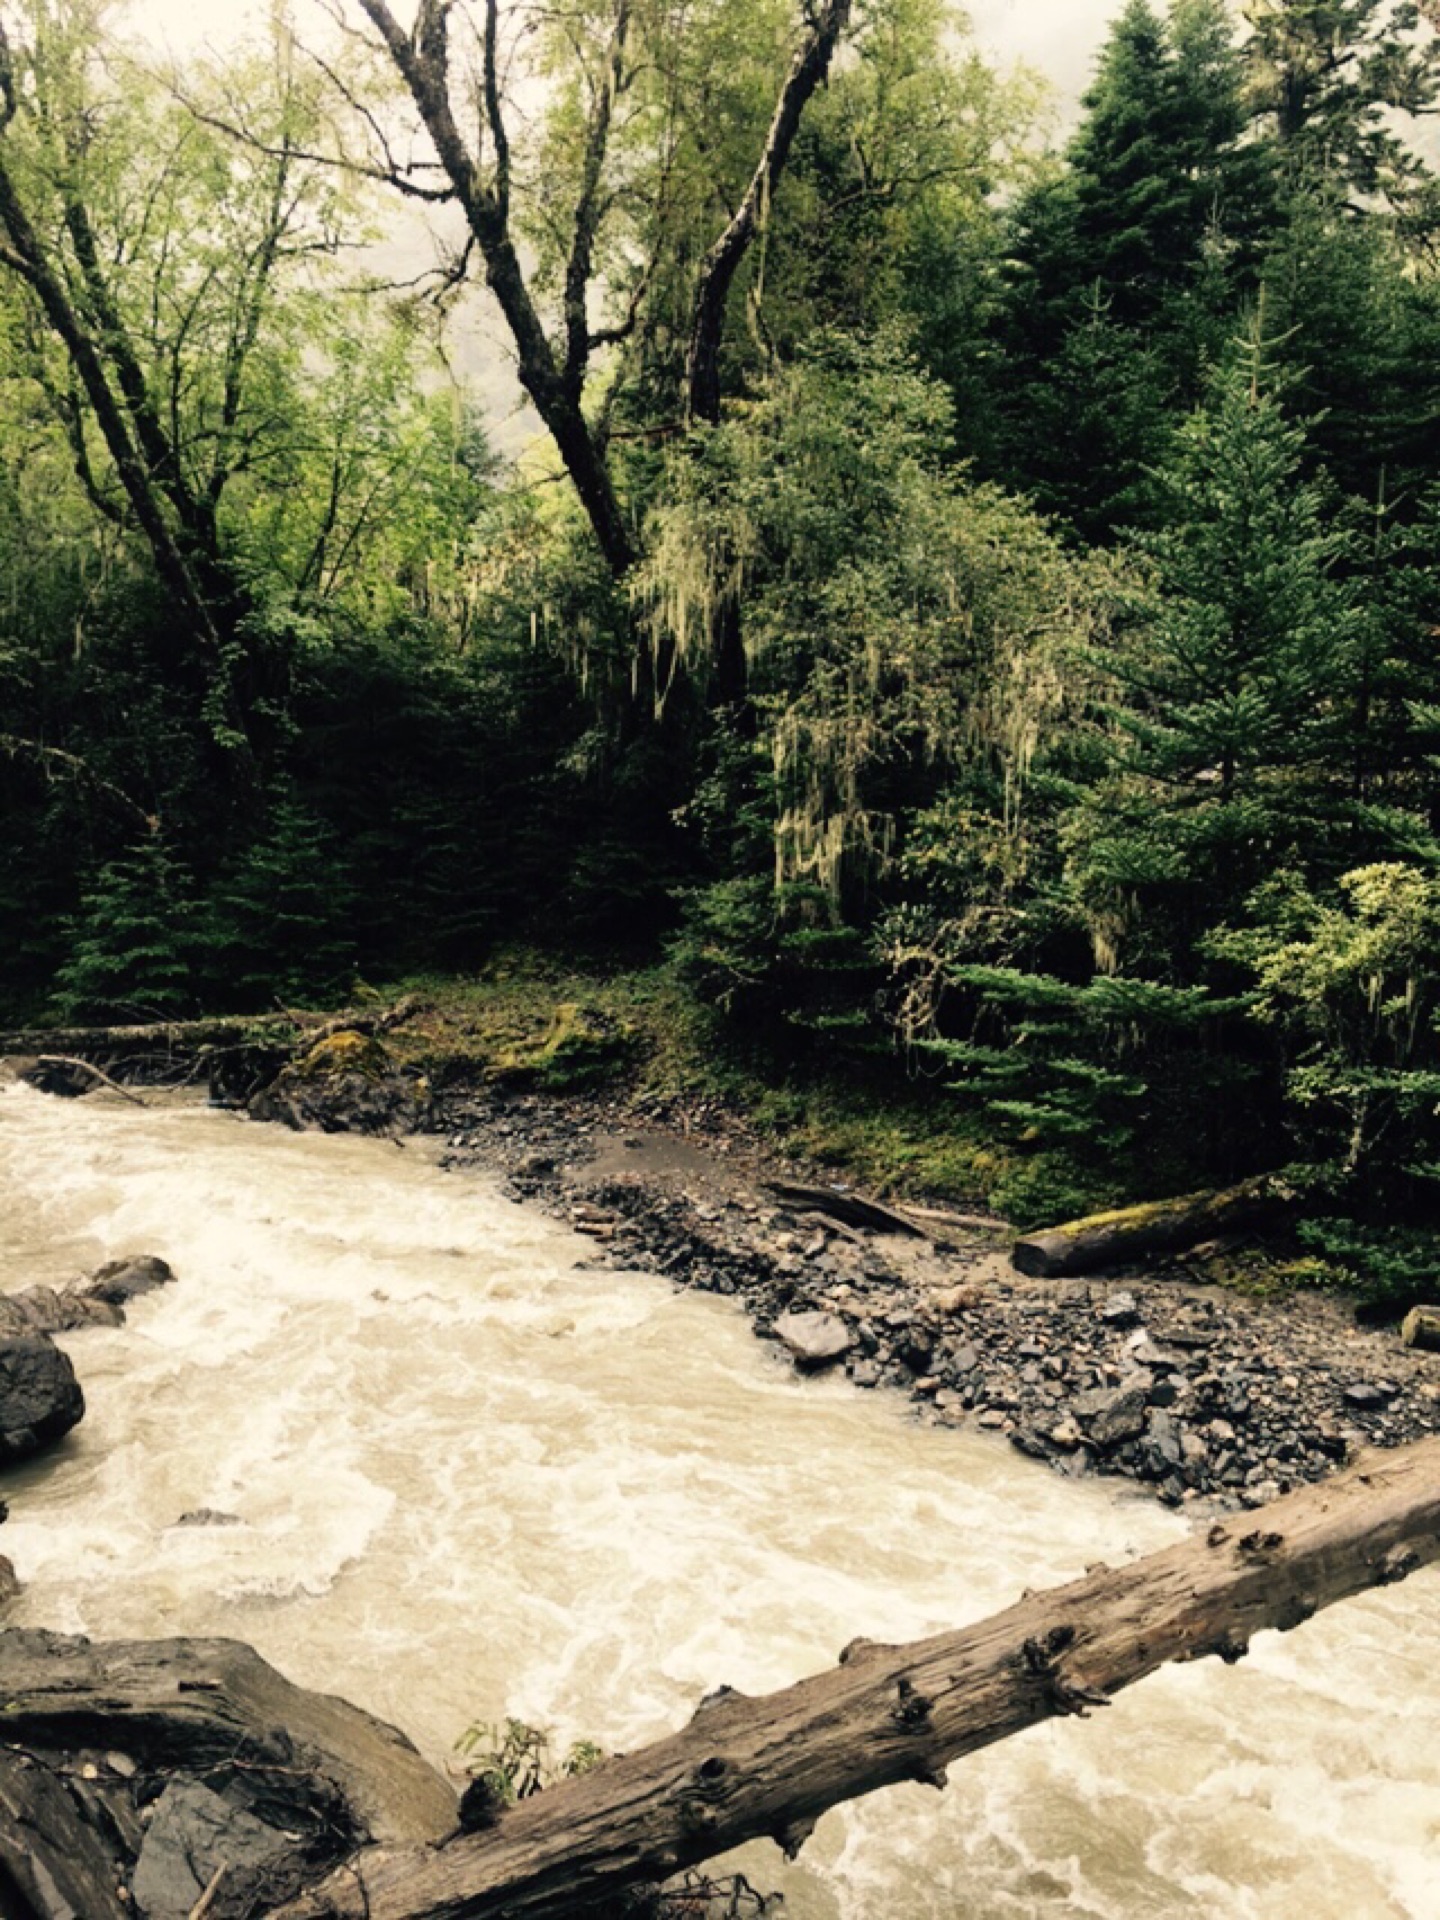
[3,0,1439,1294]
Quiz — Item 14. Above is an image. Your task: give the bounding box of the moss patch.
[293,1030,391,1080]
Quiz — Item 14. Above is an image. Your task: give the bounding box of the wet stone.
[774,1310,852,1369]
[1343,1381,1399,1410]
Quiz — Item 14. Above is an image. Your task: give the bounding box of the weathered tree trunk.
[275,1437,1440,1920]
[0,1016,309,1059]
[1011,1177,1287,1279]
[1401,1305,1440,1352]
[1,998,425,1063]
[765,1180,928,1238]
[0,1631,459,1920]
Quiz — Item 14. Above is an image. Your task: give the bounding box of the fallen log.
[0,998,428,1064]
[275,1436,1440,1920]
[765,1180,928,1238]
[1011,1176,1287,1278]
[1401,1304,1440,1353]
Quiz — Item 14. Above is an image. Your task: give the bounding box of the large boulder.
[774,1310,852,1369]
[0,1334,85,1462]
[248,1031,430,1136]
[0,1628,458,1918]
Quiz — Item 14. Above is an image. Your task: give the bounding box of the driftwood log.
[0,997,428,1065]
[1011,1177,1287,1279]
[0,1016,306,1058]
[276,1436,1440,1920]
[765,1181,928,1239]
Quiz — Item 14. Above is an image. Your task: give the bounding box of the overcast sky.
[132,1,1122,110]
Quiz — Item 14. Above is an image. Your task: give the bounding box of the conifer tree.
[1068,347,1362,973]
[987,0,1275,536]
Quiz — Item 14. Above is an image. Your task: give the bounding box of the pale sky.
[131,1,1122,109]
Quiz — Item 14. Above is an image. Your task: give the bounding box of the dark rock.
[132,1778,306,1919]
[950,1344,980,1375]
[1342,1381,1399,1410]
[1070,1375,1151,1449]
[1099,1291,1141,1328]
[1128,1336,1187,1372]
[18,1058,95,1099]
[894,1330,934,1372]
[1140,1409,1183,1477]
[0,1748,129,1920]
[0,1553,19,1605]
[0,1334,84,1462]
[0,1284,123,1337]
[848,1360,881,1388]
[207,1044,292,1110]
[172,1509,244,1529]
[87,1255,176,1306]
[774,1310,852,1369]
[249,1031,430,1137]
[1010,1428,1051,1461]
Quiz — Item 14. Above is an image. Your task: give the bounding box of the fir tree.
[1067,347,1363,971]
[52,836,206,1021]
[988,0,1275,536]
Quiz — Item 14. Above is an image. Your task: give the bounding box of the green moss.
[293,1030,391,1080]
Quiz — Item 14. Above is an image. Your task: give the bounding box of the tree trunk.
[0,999,425,1064]
[275,1436,1440,1920]
[684,0,854,428]
[1010,1178,1287,1279]
[0,1016,311,1059]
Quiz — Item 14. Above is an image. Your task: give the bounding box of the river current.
[0,1082,1436,1918]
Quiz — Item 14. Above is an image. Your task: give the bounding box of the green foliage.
[1218,861,1440,1207]
[1295,1217,1440,1309]
[51,836,207,1021]
[205,797,356,1009]
[1067,351,1363,968]
[453,1718,603,1808]
[985,0,1275,535]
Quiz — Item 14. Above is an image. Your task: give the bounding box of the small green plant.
[453,1717,603,1807]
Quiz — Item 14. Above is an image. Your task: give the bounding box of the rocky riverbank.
[426,1080,1440,1511]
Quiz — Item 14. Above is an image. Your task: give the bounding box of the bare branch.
[686,0,854,424]
[562,0,630,385]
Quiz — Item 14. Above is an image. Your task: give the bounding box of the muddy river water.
[0,1083,1436,1917]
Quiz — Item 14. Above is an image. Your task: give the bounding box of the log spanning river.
[1,1083,1437,1919]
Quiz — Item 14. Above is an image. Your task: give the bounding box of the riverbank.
[422,1074,1440,1511]
[6,965,1440,1511]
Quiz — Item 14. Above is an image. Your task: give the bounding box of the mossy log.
[275,1437,1440,1920]
[1011,1177,1287,1279]
[1,1015,308,1059]
[0,997,427,1065]
[1401,1305,1440,1353]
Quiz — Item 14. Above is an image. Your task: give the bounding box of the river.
[0,1082,1436,1918]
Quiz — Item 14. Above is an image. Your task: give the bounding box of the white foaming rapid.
[0,1082,1436,1919]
